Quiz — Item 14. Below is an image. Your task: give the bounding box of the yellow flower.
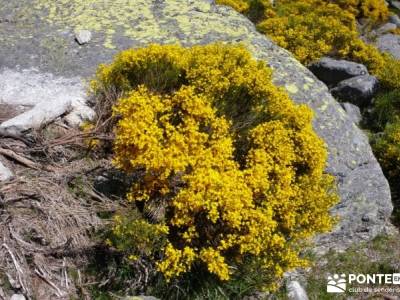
[95,43,338,287]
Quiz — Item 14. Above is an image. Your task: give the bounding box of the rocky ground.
[0,0,399,299]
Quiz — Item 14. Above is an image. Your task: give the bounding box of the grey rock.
[0,68,95,135]
[308,57,369,86]
[331,75,379,107]
[64,101,96,127]
[377,22,397,34]
[389,14,400,27]
[0,68,78,107]
[0,0,392,255]
[376,33,400,59]
[10,295,26,300]
[75,30,92,45]
[287,281,309,300]
[341,102,362,125]
[0,160,13,181]
[389,0,400,10]
[0,96,72,135]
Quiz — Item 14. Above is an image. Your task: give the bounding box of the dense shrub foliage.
[217,0,400,90]
[372,121,400,201]
[92,44,337,289]
[369,89,400,130]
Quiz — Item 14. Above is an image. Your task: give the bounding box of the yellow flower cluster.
[94,44,337,287]
[256,0,359,64]
[108,213,169,260]
[331,0,389,22]
[157,244,197,279]
[218,0,400,89]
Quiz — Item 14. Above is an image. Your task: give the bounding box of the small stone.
[376,34,400,59]
[308,57,369,86]
[331,75,379,107]
[75,30,92,45]
[10,295,26,300]
[390,0,400,10]
[0,161,13,181]
[389,14,400,27]
[287,281,309,300]
[64,103,95,127]
[377,22,397,34]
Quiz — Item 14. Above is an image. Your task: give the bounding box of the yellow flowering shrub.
[93,44,337,289]
[218,0,400,90]
[255,0,388,64]
[331,0,389,22]
[257,1,358,64]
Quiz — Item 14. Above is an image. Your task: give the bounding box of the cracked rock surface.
[0,0,393,253]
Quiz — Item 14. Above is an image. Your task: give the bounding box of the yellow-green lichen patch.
[31,0,256,49]
[305,76,315,83]
[33,0,161,48]
[318,101,329,112]
[162,0,253,44]
[285,83,299,94]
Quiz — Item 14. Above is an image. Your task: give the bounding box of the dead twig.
[0,286,6,300]
[1,243,27,293]
[87,189,108,202]
[62,258,69,289]
[0,148,39,170]
[34,267,64,298]
[8,225,44,253]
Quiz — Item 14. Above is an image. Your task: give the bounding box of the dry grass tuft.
[0,124,123,300]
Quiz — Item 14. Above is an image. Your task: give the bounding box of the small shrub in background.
[217,0,400,90]
[256,0,358,64]
[368,89,400,130]
[331,0,389,22]
[372,120,400,201]
[92,43,338,294]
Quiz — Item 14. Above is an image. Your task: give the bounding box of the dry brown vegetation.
[0,121,124,300]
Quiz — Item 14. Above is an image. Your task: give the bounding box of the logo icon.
[327,274,346,293]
